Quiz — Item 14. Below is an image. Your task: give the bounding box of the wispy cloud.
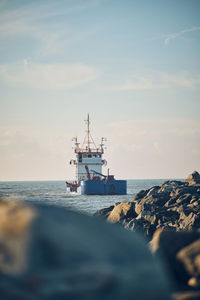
[164,26,200,45]
[114,71,200,91]
[0,0,103,56]
[0,60,98,89]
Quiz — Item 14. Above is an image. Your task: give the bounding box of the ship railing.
[75,148,104,154]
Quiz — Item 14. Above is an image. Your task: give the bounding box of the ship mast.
[86,113,90,150]
[79,114,102,152]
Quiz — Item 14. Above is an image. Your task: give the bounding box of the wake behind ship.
[66,115,127,195]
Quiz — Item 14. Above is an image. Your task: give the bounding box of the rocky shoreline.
[0,171,200,299]
[95,171,200,299]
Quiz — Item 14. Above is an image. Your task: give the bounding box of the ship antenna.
[82,114,97,151]
[87,113,90,150]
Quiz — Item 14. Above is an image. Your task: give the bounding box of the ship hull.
[80,179,127,195]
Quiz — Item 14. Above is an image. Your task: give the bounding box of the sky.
[0,0,200,181]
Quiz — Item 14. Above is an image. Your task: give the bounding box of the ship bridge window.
[98,154,101,158]
[93,154,97,157]
[78,154,82,162]
[88,154,92,158]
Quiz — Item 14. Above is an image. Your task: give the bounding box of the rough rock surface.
[95,171,200,239]
[150,229,200,287]
[185,171,200,185]
[177,239,200,284]
[0,200,171,300]
[94,204,114,219]
[107,202,136,223]
[94,171,200,300]
[150,229,200,299]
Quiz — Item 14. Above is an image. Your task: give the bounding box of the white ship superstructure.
[70,114,107,181]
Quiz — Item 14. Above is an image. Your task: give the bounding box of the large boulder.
[177,239,200,285]
[150,229,200,289]
[134,185,169,215]
[123,218,156,239]
[0,200,35,274]
[185,171,200,186]
[0,200,171,300]
[94,204,114,219]
[107,201,136,223]
[179,212,200,231]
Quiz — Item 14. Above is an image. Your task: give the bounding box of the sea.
[0,179,177,215]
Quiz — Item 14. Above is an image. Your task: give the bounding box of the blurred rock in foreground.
[0,200,171,300]
[150,229,200,297]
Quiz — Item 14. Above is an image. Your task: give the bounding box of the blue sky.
[0,0,200,180]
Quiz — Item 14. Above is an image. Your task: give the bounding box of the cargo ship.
[66,115,127,195]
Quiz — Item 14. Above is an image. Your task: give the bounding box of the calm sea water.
[0,179,176,214]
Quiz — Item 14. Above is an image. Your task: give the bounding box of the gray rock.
[150,229,200,288]
[123,218,156,239]
[180,213,200,231]
[159,181,184,194]
[177,239,200,278]
[0,201,171,300]
[96,171,200,236]
[93,172,200,297]
[133,189,149,201]
[146,186,160,197]
[136,210,157,225]
[107,202,136,223]
[135,199,154,215]
[185,171,200,185]
[94,205,114,219]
